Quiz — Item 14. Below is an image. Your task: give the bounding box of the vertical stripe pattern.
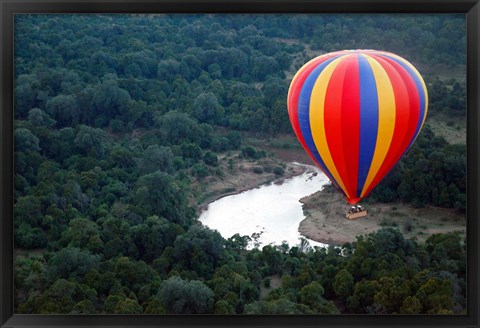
[287,50,428,205]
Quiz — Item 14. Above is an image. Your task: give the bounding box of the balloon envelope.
[287,50,428,204]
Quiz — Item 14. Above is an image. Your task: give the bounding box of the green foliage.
[13,14,465,315]
[74,125,108,159]
[114,256,156,292]
[72,299,96,314]
[114,298,143,314]
[59,217,100,249]
[333,269,354,299]
[46,248,100,282]
[273,166,285,176]
[28,108,56,127]
[138,145,175,174]
[191,163,209,178]
[46,94,80,127]
[244,299,303,314]
[192,92,224,125]
[215,300,235,314]
[19,279,88,314]
[15,128,41,152]
[300,281,325,306]
[157,276,214,314]
[15,223,48,249]
[155,111,204,145]
[135,171,193,227]
[172,225,225,278]
[241,146,265,159]
[263,277,271,288]
[370,126,466,209]
[203,151,219,166]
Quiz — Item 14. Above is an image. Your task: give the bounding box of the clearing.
[299,188,466,246]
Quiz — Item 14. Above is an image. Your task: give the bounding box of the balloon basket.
[346,209,367,220]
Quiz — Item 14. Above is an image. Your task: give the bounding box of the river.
[198,163,330,249]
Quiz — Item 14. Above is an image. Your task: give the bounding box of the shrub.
[241,146,259,159]
[404,220,414,232]
[263,277,271,288]
[273,166,284,176]
[203,151,219,166]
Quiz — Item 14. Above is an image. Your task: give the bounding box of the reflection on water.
[198,163,329,249]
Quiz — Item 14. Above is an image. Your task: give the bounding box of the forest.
[14,14,466,314]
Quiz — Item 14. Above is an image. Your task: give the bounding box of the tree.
[225,233,251,251]
[155,110,198,144]
[114,298,143,314]
[173,225,225,278]
[138,145,175,174]
[59,217,100,249]
[244,298,302,315]
[14,128,40,152]
[333,269,354,300]
[300,281,325,307]
[91,77,131,126]
[114,256,156,291]
[129,216,181,263]
[192,92,224,125]
[49,127,76,161]
[71,299,96,314]
[38,279,77,313]
[157,59,181,81]
[262,77,288,107]
[28,108,56,127]
[14,223,48,249]
[203,151,218,166]
[46,94,80,127]
[46,247,100,282]
[135,171,192,226]
[261,245,283,275]
[367,228,413,259]
[400,296,423,314]
[241,146,259,159]
[215,300,235,314]
[226,131,242,149]
[157,276,214,314]
[74,125,108,158]
[27,279,85,314]
[15,74,39,118]
[348,279,381,312]
[14,195,43,226]
[191,163,209,178]
[109,146,136,169]
[13,13,467,316]
[415,278,454,314]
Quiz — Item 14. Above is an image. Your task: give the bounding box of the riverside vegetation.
[14,14,466,314]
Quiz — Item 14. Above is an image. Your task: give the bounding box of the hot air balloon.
[287,50,428,210]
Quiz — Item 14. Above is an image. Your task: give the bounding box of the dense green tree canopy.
[13,13,465,315]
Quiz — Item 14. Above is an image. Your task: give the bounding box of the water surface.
[198,164,329,249]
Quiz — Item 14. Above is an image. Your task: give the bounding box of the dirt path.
[299,187,466,245]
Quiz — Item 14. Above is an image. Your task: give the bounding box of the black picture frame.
[1,0,479,327]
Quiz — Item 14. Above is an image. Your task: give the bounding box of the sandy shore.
[195,157,307,212]
[298,186,466,246]
[194,136,318,212]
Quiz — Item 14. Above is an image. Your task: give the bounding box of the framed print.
[1,0,479,327]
